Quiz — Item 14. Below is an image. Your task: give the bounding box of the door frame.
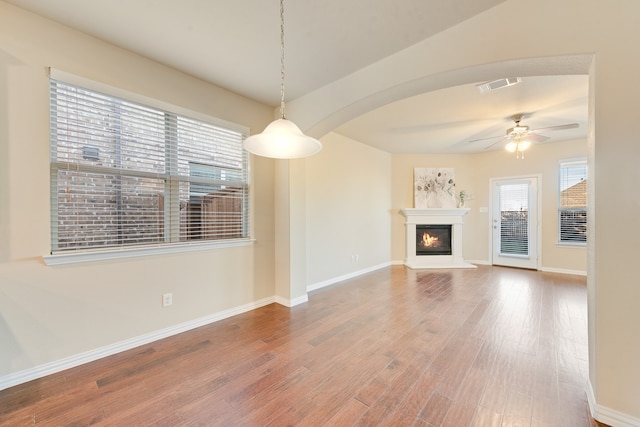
[489,174,542,270]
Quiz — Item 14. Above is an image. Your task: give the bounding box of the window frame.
[557,158,587,247]
[44,70,253,266]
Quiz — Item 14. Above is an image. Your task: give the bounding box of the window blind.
[50,79,249,253]
[559,159,587,244]
[499,183,529,256]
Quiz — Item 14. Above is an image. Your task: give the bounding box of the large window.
[558,159,587,244]
[49,79,249,254]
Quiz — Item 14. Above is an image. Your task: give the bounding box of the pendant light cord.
[280,0,286,119]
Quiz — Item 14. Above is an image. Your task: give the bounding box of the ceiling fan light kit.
[243,0,322,159]
[505,138,531,159]
[472,113,579,159]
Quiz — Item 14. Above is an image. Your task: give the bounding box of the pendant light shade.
[243,118,322,159]
[243,0,322,159]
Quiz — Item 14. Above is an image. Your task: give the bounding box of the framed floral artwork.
[414,168,456,208]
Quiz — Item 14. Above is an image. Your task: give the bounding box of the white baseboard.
[539,266,587,276]
[1,262,395,391]
[0,296,275,392]
[275,294,309,307]
[0,262,595,394]
[466,259,490,266]
[2,262,393,392]
[396,259,489,267]
[307,262,392,292]
[459,260,587,276]
[587,379,640,427]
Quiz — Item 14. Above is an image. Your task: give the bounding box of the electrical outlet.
[162,293,173,307]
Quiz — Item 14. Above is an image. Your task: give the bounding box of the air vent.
[476,77,521,93]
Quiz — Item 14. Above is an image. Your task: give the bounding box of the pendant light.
[243,0,322,159]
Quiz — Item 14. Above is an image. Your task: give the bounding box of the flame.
[422,232,439,247]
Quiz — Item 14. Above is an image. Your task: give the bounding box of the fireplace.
[416,224,452,256]
[401,208,476,269]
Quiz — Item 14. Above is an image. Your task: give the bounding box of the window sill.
[43,239,256,266]
[556,241,587,248]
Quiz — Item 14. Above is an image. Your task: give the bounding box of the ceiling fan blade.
[530,123,579,133]
[484,137,508,150]
[471,122,578,147]
[525,133,550,143]
[468,134,504,143]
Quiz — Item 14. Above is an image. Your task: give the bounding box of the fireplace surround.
[401,208,476,269]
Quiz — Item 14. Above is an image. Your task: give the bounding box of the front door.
[491,176,539,269]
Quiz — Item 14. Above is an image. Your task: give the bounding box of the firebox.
[416,224,452,256]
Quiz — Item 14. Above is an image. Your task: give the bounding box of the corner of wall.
[587,379,640,427]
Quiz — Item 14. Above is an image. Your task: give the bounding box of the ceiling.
[335,75,588,154]
[5,0,588,154]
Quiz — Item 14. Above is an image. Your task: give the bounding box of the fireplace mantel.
[401,208,476,269]
[401,208,470,222]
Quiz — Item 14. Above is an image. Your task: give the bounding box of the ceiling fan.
[470,113,579,158]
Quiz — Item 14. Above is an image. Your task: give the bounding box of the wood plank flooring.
[0,265,606,426]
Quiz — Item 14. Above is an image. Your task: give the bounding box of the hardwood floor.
[0,265,606,426]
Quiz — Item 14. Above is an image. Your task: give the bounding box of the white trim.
[0,263,392,391]
[307,262,392,292]
[397,260,584,275]
[587,379,640,427]
[0,296,274,391]
[465,259,490,266]
[399,259,583,275]
[44,239,255,266]
[401,208,469,217]
[539,266,587,276]
[556,241,587,248]
[275,294,309,307]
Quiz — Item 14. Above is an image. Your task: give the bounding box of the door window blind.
[559,159,587,244]
[50,79,249,253]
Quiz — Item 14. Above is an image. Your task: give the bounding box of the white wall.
[0,2,276,383]
[306,132,392,287]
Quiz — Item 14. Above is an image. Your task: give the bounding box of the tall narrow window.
[499,183,529,256]
[49,79,249,253]
[558,159,587,244]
